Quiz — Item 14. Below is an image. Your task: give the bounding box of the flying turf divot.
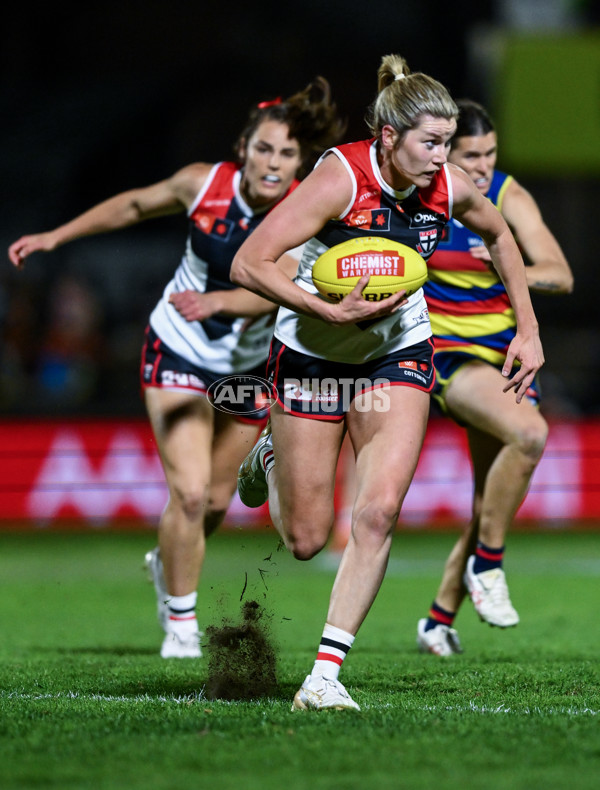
[204,600,278,701]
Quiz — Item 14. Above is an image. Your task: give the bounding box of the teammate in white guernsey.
[8,78,346,659]
[233,54,544,711]
[148,162,300,375]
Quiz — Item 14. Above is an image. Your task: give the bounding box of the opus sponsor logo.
[208,375,276,415]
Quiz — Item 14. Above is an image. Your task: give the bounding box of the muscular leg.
[206,410,263,536]
[433,430,501,612]
[328,387,430,634]
[431,361,547,613]
[145,388,213,596]
[146,389,262,594]
[282,386,429,709]
[267,404,345,560]
[446,362,547,547]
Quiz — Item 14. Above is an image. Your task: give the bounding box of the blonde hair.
[365,54,458,140]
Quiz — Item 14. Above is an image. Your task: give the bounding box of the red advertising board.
[0,417,598,528]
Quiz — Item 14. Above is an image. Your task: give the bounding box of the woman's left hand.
[169,290,221,322]
[323,275,409,325]
[502,331,545,403]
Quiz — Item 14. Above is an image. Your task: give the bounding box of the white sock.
[166,591,198,633]
[311,623,355,681]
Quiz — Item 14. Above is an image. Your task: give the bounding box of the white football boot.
[145,547,202,658]
[144,547,169,631]
[237,421,273,508]
[292,674,360,712]
[417,618,463,656]
[159,628,202,659]
[464,555,519,627]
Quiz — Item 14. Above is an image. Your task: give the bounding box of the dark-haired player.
[9,78,346,658]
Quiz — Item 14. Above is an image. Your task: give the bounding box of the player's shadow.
[37,645,162,656]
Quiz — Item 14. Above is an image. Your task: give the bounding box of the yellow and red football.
[312,236,428,302]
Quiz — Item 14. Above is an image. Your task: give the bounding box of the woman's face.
[447,131,498,195]
[379,114,456,191]
[239,120,302,209]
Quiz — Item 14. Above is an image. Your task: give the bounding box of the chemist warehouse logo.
[208,375,276,415]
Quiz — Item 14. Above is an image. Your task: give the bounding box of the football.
[311,236,428,302]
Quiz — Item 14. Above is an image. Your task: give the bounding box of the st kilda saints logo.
[417,228,438,256]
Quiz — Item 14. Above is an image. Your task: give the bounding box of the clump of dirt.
[204,600,278,701]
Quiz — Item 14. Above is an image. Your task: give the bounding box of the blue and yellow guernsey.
[424,170,515,379]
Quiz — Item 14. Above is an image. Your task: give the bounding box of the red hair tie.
[257,97,282,109]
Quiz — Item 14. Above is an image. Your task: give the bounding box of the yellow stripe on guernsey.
[430,309,515,339]
[430,268,500,290]
[495,175,512,212]
[435,343,508,368]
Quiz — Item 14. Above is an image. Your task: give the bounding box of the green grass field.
[0,527,598,790]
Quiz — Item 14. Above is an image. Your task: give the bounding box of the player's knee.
[172,486,208,523]
[284,518,331,560]
[515,417,548,463]
[288,539,322,561]
[353,498,400,540]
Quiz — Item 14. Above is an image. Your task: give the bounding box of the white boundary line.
[2,691,205,704]
[415,702,599,716]
[2,691,598,716]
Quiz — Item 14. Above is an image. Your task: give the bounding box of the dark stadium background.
[2,1,599,419]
